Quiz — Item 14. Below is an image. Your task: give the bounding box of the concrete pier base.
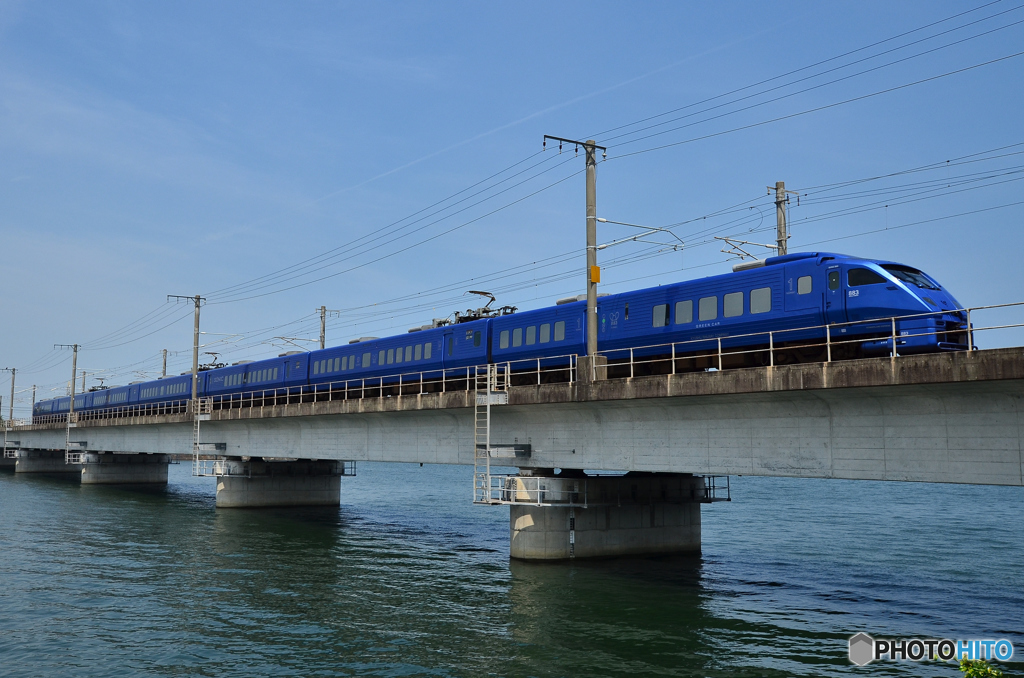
[14,449,82,475]
[81,453,169,484]
[0,453,15,469]
[509,473,704,560]
[215,458,344,508]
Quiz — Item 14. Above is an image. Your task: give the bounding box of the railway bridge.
[4,347,1023,559]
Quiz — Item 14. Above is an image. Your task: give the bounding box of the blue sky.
[1,1,1022,414]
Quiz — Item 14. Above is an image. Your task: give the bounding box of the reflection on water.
[0,462,1021,677]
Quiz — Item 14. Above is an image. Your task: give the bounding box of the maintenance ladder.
[473,364,508,503]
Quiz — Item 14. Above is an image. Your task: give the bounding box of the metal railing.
[477,474,732,506]
[587,301,1024,381]
[193,458,357,478]
[16,301,1024,428]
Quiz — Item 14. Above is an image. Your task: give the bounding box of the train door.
[824,264,847,325]
[442,329,455,369]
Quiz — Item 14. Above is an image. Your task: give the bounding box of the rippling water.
[1,462,1021,677]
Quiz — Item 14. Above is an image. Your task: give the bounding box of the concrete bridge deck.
[7,347,1024,486]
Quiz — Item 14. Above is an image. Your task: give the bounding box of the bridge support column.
[14,449,82,475]
[509,473,704,560]
[0,454,15,469]
[215,458,344,508]
[81,453,169,484]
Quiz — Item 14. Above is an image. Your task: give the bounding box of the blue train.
[33,251,968,421]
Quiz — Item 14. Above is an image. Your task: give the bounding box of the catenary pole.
[774,181,788,256]
[162,349,167,378]
[585,140,598,357]
[542,135,606,358]
[167,295,206,407]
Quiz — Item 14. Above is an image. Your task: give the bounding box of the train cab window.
[363,352,371,367]
[474,330,482,347]
[724,292,743,318]
[848,268,887,286]
[415,344,422,361]
[797,276,812,294]
[828,270,840,290]
[674,300,692,324]
[750,287,772,314]
[387,349,394,364]
[652,304,669,328]
[405,346,412,362]
[526,326,536,345]
[513,328,523,347]
[540,324,551,343]
[698,296,717,321]
[500,330,510,349]
[425,342,432,359]
[554,321,565,342]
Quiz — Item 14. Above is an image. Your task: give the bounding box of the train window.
[798,276,812,294]
[848,268,887,286]
[313,362,319,375]
[674,300,692,324]
[500,330,510,349]
[425,343,432,359]
[349,356,355,370]
[750,287,772,314]
[378,350,385,365]
[473,330,482,347]
[554,321,565,342]
[526,326,536,345]
[513,328,523,347]
[699,296,717,321]
[363,352,371,367]
[828,270,840,290]
[447,337,453,356]
[395,347,403,364]
[540,324,551,343]
[652,304,669,328]
[387,349,394,364]
[273,367,279,379]
[724,292,743,318]
[335,357,341,372]
[415,344,422,361]
[405,346,412,362]
[624,303,629,320]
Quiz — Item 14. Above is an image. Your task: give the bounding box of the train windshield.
[881,264,940,290]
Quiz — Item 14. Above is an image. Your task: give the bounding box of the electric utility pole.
[80,370,86,393]
[162,349,168,378]
[55,343,79,422]
[770,181,800,256]
[32,385,36,411]
[1,368,14,422]
[316,306,342,350]
[543,135,606,357]
[168,295,205,405]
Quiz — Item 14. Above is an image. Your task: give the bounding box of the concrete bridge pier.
[80,452,170,484]
[215,458,345,508]
[508,473,705,560]
[14,449,82,475]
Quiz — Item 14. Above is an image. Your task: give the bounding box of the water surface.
[0,463,1020,677]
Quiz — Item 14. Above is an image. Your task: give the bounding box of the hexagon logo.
[849,633,874,666]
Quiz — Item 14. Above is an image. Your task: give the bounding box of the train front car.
[828,255,968,355]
